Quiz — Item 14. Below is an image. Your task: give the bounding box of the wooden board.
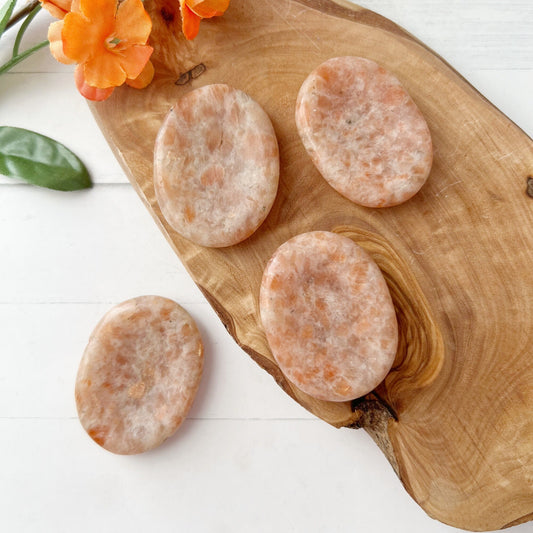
[89,0,533,530]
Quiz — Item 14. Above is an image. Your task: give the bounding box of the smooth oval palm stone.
[154,83,279,248]
[260,231,398,402]
[296,56,433,208]
[75,296,204,455]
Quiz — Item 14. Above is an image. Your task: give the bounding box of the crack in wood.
[527,177,533,198]
[175,63,207,85]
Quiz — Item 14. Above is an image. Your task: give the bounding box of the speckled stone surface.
[75,296,203,455]
[154,84,279,248]
[296,57,433,208]
[260,231,398,402]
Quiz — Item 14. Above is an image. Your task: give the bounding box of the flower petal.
[40,0,72,19]
[117,44,153,80]
[125,59,154,89]
[186,0,229,18]
[114,0,152,45]
[179,0,201,40]
[62,11,106,63]
[83,49,127,88]
[77,0,115,25]
[48,20,75,64]
[75,65,115,101]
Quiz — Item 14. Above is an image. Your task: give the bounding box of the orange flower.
[40,0,72,19]
[48,0,154,101]
[179,0,230,40]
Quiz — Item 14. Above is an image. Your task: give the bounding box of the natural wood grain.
[89,0,533,530]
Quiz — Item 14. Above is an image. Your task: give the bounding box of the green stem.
[5,0,39,31]
[0,39,48,75]
[12,4,41,57]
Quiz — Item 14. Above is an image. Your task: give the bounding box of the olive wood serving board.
[89,0,533,530]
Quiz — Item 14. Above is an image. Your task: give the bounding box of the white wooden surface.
[0,1,532,532]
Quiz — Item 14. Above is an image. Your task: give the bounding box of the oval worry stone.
[154,84,279,248]
[75,296,203,455]
[296,56,433,208]
[260,231,398,402]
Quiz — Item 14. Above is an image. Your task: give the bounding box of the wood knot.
[334,226,445,415]
[175,63,207,85]
[527,177,533,198]
[160,7,174,24]
[349,397,396,428]
[348,395,400,476]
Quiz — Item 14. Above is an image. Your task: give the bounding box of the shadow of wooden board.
[89,0,533,530]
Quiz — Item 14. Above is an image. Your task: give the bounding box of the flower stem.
[5,0,40,31]
[0,39,48,75]
[12,3,41,56]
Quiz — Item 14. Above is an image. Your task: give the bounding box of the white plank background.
[0,1,532,532]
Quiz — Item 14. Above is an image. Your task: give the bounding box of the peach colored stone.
[154,84,279,248]
[296,57,433,208]
[260,231,398,402]
[75,296,203,454]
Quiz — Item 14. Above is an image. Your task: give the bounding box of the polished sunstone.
[296,56,433,208]
[75,296,203,454]
[260,231,398,402]
[154,84,279,248]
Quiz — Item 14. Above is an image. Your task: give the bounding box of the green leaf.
[0,0,17,35]
[0,127,93,191]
